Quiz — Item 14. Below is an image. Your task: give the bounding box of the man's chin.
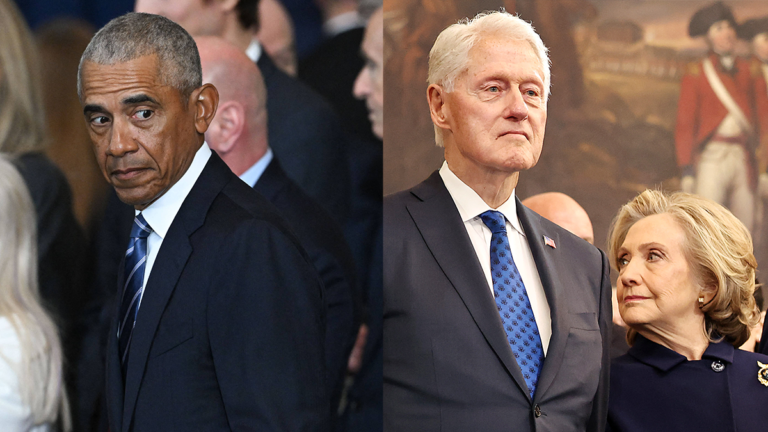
[113,187,155,210]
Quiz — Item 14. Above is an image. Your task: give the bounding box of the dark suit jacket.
[253,157,359,418]
[338,136,382,432]
[383,171,611,432]
[608,335,768,432]
[15,152,88,428]
[257,52,350,223]
[105,152,328,432]
[298,27,376,142]
[15,153,88,337]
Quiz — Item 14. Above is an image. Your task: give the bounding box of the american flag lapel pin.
[544,235,556,249]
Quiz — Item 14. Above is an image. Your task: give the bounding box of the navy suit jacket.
[759,315,768,355]
[257,53,350,223]
[298,27,375,142]
[383,171,611,432]
[105,152,328,432]
[253,157,359,417]
[609,335,768,432]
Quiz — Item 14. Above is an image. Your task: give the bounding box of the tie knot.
[131,214,153,239]
[480,210,507,234]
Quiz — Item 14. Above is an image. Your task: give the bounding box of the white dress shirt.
[239,148,273,188]
[440,162,552,355]
[245,38,263,63]
[322,11,364,37]
[137,143,212,307]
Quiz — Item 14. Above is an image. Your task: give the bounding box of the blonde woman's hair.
[0,156,70,430]
[607,189,760,347]
[427,10,551,146]
[0,0,47,155]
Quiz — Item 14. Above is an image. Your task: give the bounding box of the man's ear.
[211,101,245,154]
[427,84,451,132]
[191,83,219,134]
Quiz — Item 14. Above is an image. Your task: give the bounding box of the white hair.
[0,156,70,430]
[427,10,551,146]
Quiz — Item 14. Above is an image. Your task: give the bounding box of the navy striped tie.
[480,210,544,399]
[118,213,152,380]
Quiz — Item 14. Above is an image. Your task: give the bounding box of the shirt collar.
[138,142,212,239]
[628,334,735,372]
[439,161,524,237]
[239,148,273,187]
[323,11,364,37]
[245,38,262,63]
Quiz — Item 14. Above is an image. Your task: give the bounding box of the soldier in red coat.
[676,2,761,232]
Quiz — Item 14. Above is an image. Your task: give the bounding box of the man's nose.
[503,88,529,121]
[353,68,371,100]
[107,118,139,157]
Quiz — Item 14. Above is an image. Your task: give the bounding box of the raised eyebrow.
[83,104,105,117]
[639,242,664,250]
[122,94,159,106]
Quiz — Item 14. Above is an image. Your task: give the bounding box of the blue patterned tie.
[118,213,152,380]
[480,210,544,398]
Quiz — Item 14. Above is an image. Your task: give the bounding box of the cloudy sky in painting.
[589,0,768,50]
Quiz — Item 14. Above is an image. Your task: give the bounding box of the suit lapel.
[407,172,531,399]
[516,200,570,400]
[120,154,233,432]
[252,159,289,201]
[256,52,278,82]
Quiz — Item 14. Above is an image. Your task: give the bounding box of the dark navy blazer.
[257,52,350,223]
[253,157,359,420]
[609,334,768,432]
[105,153,329,432]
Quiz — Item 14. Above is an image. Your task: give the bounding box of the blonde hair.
[0,0,47,155]
[607,190,760,347]
[427,10,550,146]
[0,156,70,429]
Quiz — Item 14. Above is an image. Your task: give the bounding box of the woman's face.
[615,213,707,335]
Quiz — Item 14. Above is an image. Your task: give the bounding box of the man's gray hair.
[428,11,551,146]
[77,12,202,100]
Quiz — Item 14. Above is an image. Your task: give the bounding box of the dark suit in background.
[338,136,383,432]
[253,157,359,418]
[106,153,328,432]
[15,153,88,337]
[759,317,768,355]
[257,53,350,222]
[15,152,88,427]
[299,27,376,142]
[384,172,611,432]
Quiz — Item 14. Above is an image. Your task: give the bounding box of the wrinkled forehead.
[80,58,172,104]
[80,55,171,96]
[464,35,544,79]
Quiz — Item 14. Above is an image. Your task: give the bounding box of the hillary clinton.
[606,190,768,431]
